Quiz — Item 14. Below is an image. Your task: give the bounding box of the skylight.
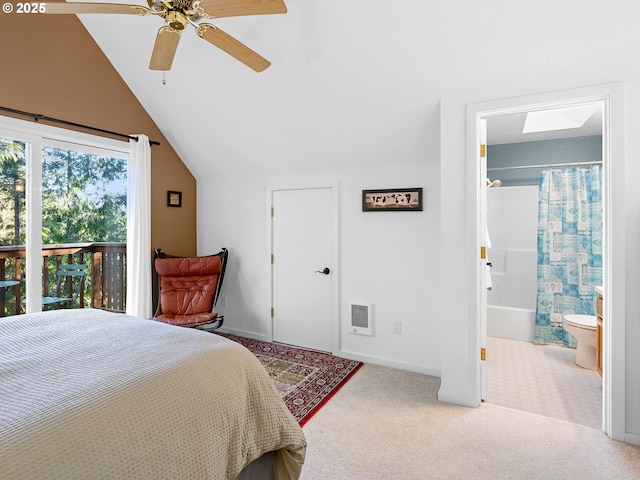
[522,104,600,134]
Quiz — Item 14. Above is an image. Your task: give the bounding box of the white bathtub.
[487,305,535,342]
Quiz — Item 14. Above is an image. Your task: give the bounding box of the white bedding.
[0,309,306,480]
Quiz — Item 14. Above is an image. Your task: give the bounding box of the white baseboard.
[335,349,440,378]
[216,330,441,381]
[625,432,640,447]
[437,389,476,407]
[216,326,271,343]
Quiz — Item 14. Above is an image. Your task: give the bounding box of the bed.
[0,309,306,480]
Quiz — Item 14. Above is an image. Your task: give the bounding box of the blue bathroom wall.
[487,135,602,186]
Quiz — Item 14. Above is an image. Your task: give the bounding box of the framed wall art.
[167,190,182,207]
[362,187,423,212]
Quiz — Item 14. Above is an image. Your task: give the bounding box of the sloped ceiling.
[68,0,639,179]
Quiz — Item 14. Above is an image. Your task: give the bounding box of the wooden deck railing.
[0,242,126,317]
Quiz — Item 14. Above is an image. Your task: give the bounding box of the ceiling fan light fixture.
[166,10,187,30]
[42,0,289,72]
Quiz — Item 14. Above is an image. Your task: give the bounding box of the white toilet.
[563,314,598,369]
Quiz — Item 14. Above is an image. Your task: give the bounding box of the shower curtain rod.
[487,160,602,172]
[0,106,160,146]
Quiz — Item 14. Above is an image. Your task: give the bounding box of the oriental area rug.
[216,333,363,426]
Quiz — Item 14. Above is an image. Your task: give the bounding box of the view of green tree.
[0,138,26,246]
[42,147,127,244]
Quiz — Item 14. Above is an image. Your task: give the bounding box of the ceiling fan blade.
[149,26,182,71]
[42,2,146,15]
[198,0,286,18]
[197,24,271,72]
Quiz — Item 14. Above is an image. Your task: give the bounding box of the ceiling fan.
[43,0,287,72]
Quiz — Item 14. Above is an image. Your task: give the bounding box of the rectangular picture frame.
[167,190,182,208]
[362,187,423,212]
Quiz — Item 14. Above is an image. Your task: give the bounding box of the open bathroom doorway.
[469,83,626,440]
[485,102,603,429]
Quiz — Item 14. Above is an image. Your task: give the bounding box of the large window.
[0,117,129,316]
[42,144,127,244]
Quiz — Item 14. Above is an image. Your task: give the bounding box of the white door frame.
[479,118,488,401]
[266,181,340,353]
[466,82,626,441]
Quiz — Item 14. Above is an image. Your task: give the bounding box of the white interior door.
[479,118,488,401]
[271,187,334,352]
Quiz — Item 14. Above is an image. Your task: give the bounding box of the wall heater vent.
[350,301,372,336]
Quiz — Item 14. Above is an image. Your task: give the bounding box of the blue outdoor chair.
[42,264,88,309]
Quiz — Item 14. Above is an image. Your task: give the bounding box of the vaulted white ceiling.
[72,0,639,179]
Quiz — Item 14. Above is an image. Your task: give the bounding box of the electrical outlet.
[218,295,227,308]
[392,321,402,334]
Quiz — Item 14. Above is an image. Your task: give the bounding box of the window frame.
[0,115,130,313]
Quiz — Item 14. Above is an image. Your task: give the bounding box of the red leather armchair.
[152,248,228,331]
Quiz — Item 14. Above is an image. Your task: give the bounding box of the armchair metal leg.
[193,316,224,332]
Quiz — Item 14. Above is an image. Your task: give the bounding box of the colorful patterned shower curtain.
[534,166,603,346]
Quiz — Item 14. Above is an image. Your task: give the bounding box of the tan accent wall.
[0,11,197,257]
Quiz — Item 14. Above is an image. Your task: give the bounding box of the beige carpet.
[300,364,640,480]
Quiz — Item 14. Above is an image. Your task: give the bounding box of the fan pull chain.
[162,71,167,85]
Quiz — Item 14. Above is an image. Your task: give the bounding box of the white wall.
[622,77,640,445]
[198,162,441,375]
[198,84,640,446]
[192,0,640,444]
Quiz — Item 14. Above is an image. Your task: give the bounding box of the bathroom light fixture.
[522,104,599,134]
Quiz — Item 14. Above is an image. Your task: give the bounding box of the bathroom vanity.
[595,286,603,377]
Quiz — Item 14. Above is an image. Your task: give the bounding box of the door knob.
[315,267,330,275]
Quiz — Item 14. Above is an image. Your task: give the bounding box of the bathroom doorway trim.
[466,82,626,441]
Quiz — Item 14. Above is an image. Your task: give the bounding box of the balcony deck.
[0,242,126,317]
